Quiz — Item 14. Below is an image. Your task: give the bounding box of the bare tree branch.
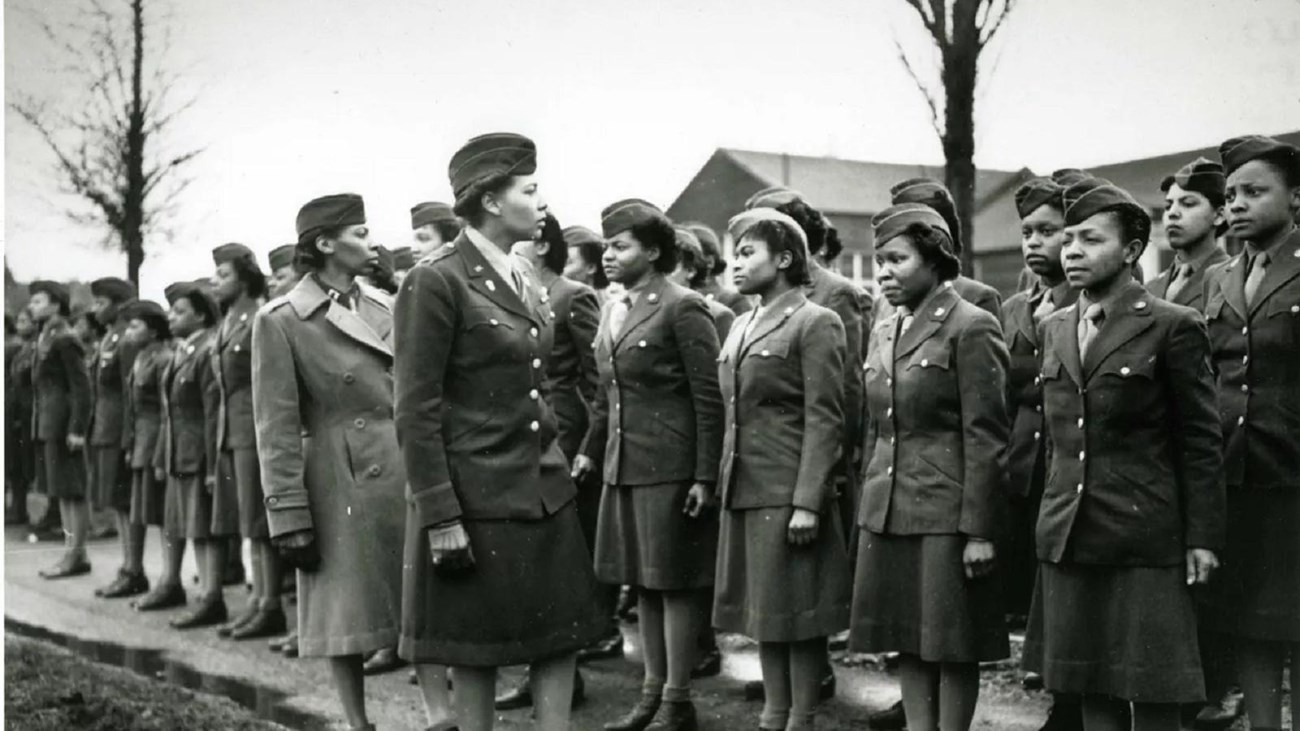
[977,0,1015,47]
[893,37,945,140]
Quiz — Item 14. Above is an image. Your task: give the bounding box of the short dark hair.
[739,220,813,286]
[433,218,463,244]
[72,309,105,338]
[1255,151,1300,188]
[538,214,569,275]
[628,218,679,274]
[903,222,961,282]
[182,291,219,327]
[773,198,839,257]
[296,225,344,271]
[1105,206,1152,250]
[452,173,514,228]
[691,225,727,276]
[572,241,608,289]
[227,252,268,299]
[678,245,710,288]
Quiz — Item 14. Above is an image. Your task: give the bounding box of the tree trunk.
[124,0,147,286]
[941,0,981,278]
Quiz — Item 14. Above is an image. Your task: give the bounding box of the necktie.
[1078,303,1104,361]
[1164,264,1192,301]
[1244,251,1269,306]
[609,296,632,337]
[899,313,915,335]
[1032,290,1055,322]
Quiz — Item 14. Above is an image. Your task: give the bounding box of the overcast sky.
[5,0,1299,301]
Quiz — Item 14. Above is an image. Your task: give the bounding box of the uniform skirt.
[713,504,851,642]
[89,446,129,511]
[165,473,212,539]
[594,481,718,591]
[218,448,268,539]
[129,468,164,526]
[1023,562,1204,703]
[35,439,86,500]
[399,500,613,668]
[849,531,1008,662]
[1201,487,1300,643]
[211,451,242,537]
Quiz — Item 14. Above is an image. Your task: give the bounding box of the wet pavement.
[4,525,1052,729]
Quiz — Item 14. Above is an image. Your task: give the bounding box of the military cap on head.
[561,225,602,248]
[391,246,415,271]
[1160,157,1226,204]
[727,208,809,251]
[1051,168,1091,187]
[212,242,257,267]
[744,185,804,211]
[673,226,705,261]
[1062,177,1149,231]
[600,198,668,239]
[683,222,721,251]
[871,202,952,246]
[90,276,137,302]
[295,193,366,241]
[29,280,71,308]
[268,244,297,272]
[1219,134,1300,178]
[121,299,170,337]
[164,280,221,323]
[448,132,537,199]
[1015,178,1066,218]
[890,177,963,253]
[410,201,456,230]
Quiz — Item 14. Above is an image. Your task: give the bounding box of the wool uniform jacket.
[1146,247,1230,313]
[124,341,171,470]
[1000,280,1079,498]
[805,261,866,453]
[541,273,600,459]
[1201,228,1300,492]
[706,299,737,342]
[859,284,1010,540]
[213,298,259,452]
[717,290,845,511]
[580,274,724,487]
[394,232,575,529]
[870,274,1004,341]
[699,279,754,316]
[90,320,141,449]
[32,321,92,443]
[1037,282,1224,566]
[154,329,220,478]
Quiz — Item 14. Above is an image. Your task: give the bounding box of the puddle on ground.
[4,617,330,730]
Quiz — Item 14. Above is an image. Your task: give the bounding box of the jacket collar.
[735,288,807,360]
[286,276,392,358]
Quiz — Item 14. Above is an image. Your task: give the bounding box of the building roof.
[717,148,1031,216]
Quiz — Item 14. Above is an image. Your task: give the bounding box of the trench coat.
[252,276,404,658]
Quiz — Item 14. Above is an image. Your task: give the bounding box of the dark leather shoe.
[645,700,697,731]
[170,596,228,629]
[573,670,587,708]
[1193,688,1244,729]
[1039,697,1083,731]
[690,647,722,679]
[868,700,906,730]
[89,523,118,540]
[95,569,130,597]
[134,583,186,611]
[1023,672,1045,691]
[39,556,91,579]
[577,633,625,662]
[495,679,533,710]
[362,646,406,675]
[101,570,149,598]
[217,604,261,637]
[616,585,639,622]
[821,671,836,700]
[604,695,661,731]
[230,607,287,640]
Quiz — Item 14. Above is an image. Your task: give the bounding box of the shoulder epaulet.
[356,280,393,310]
[261,295,292,314]
[415,243,459,268]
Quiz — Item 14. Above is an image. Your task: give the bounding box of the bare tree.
[892,0,1016,274]
[9,0,201,285]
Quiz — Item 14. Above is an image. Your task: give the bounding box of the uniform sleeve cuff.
[265,493,314,537]
[410,482,463,529]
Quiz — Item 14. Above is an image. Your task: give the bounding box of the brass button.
[354,418,366,429]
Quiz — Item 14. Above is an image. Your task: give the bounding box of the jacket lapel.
[894,286,959,361]
[1218,253,1249,319]
[288,276,392,358]
[1083,283,1156,379]
[455,232,534,322]
[1248,229,1300,317]
[874,316,897,378]
[738,290,805,359]
[1049,306,1084,387]
[613,276,667,350]
[1009,289,1038,348]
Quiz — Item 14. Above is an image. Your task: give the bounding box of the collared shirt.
[898,280,954,330]
[1172,244,1222,272]
[465,226,523,294]
[311,273,359,311]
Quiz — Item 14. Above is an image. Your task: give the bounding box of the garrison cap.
[1062,178,1151,243]
[1160,157,1226,205]
[673,226,705,261]
[268,244,297,272]
[28,280,71,308]
[1015,178,1066,218]
[890,177,963,253]
[871,202,958,272]
[1050,168,1091,187]
[90,277,137,302]
[683,222,721,253]
[600,199,667,239]
[410,201,456,230]
[1218,135,1300,178]
[164,280,221,324]
[561,225,602,247]
[391,246,415,271]
[727,208,809,251]
[121,299,170,338]
[212,242,258,267]
[744,185,803,210]
[295,193,366,240]
[448,133,537,199]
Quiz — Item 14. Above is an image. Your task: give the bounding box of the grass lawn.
[4,635,286,731]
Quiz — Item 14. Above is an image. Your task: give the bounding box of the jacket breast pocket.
[1096,354,1157,382]
[748,338,791,361]
[904,343,951,372]
[1265,294,1300,347]
[462,308,517,357]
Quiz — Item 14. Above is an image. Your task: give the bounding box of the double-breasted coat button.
[529,421,539,432]
[638,340,647,348]
[1120,366,1131,376]
[354,418,366,429]
[267,496,279,505]
[920,358,929,367]
[762,349,771,357]
[490,318,499,326]
[1034,376,1041,385]
[368,465,381,477]
[1035,405,1042,413]
[343,373,355,384]
[486,280,497,292]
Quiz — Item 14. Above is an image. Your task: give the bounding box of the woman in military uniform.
[137,282,224,613]
[714,208,850,731]
[7,308,38,528]
[28,281,94,579]
[395,133,610,731]
[571,199,724,731]
[253,193,427,731]
[850,204,1010,731]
